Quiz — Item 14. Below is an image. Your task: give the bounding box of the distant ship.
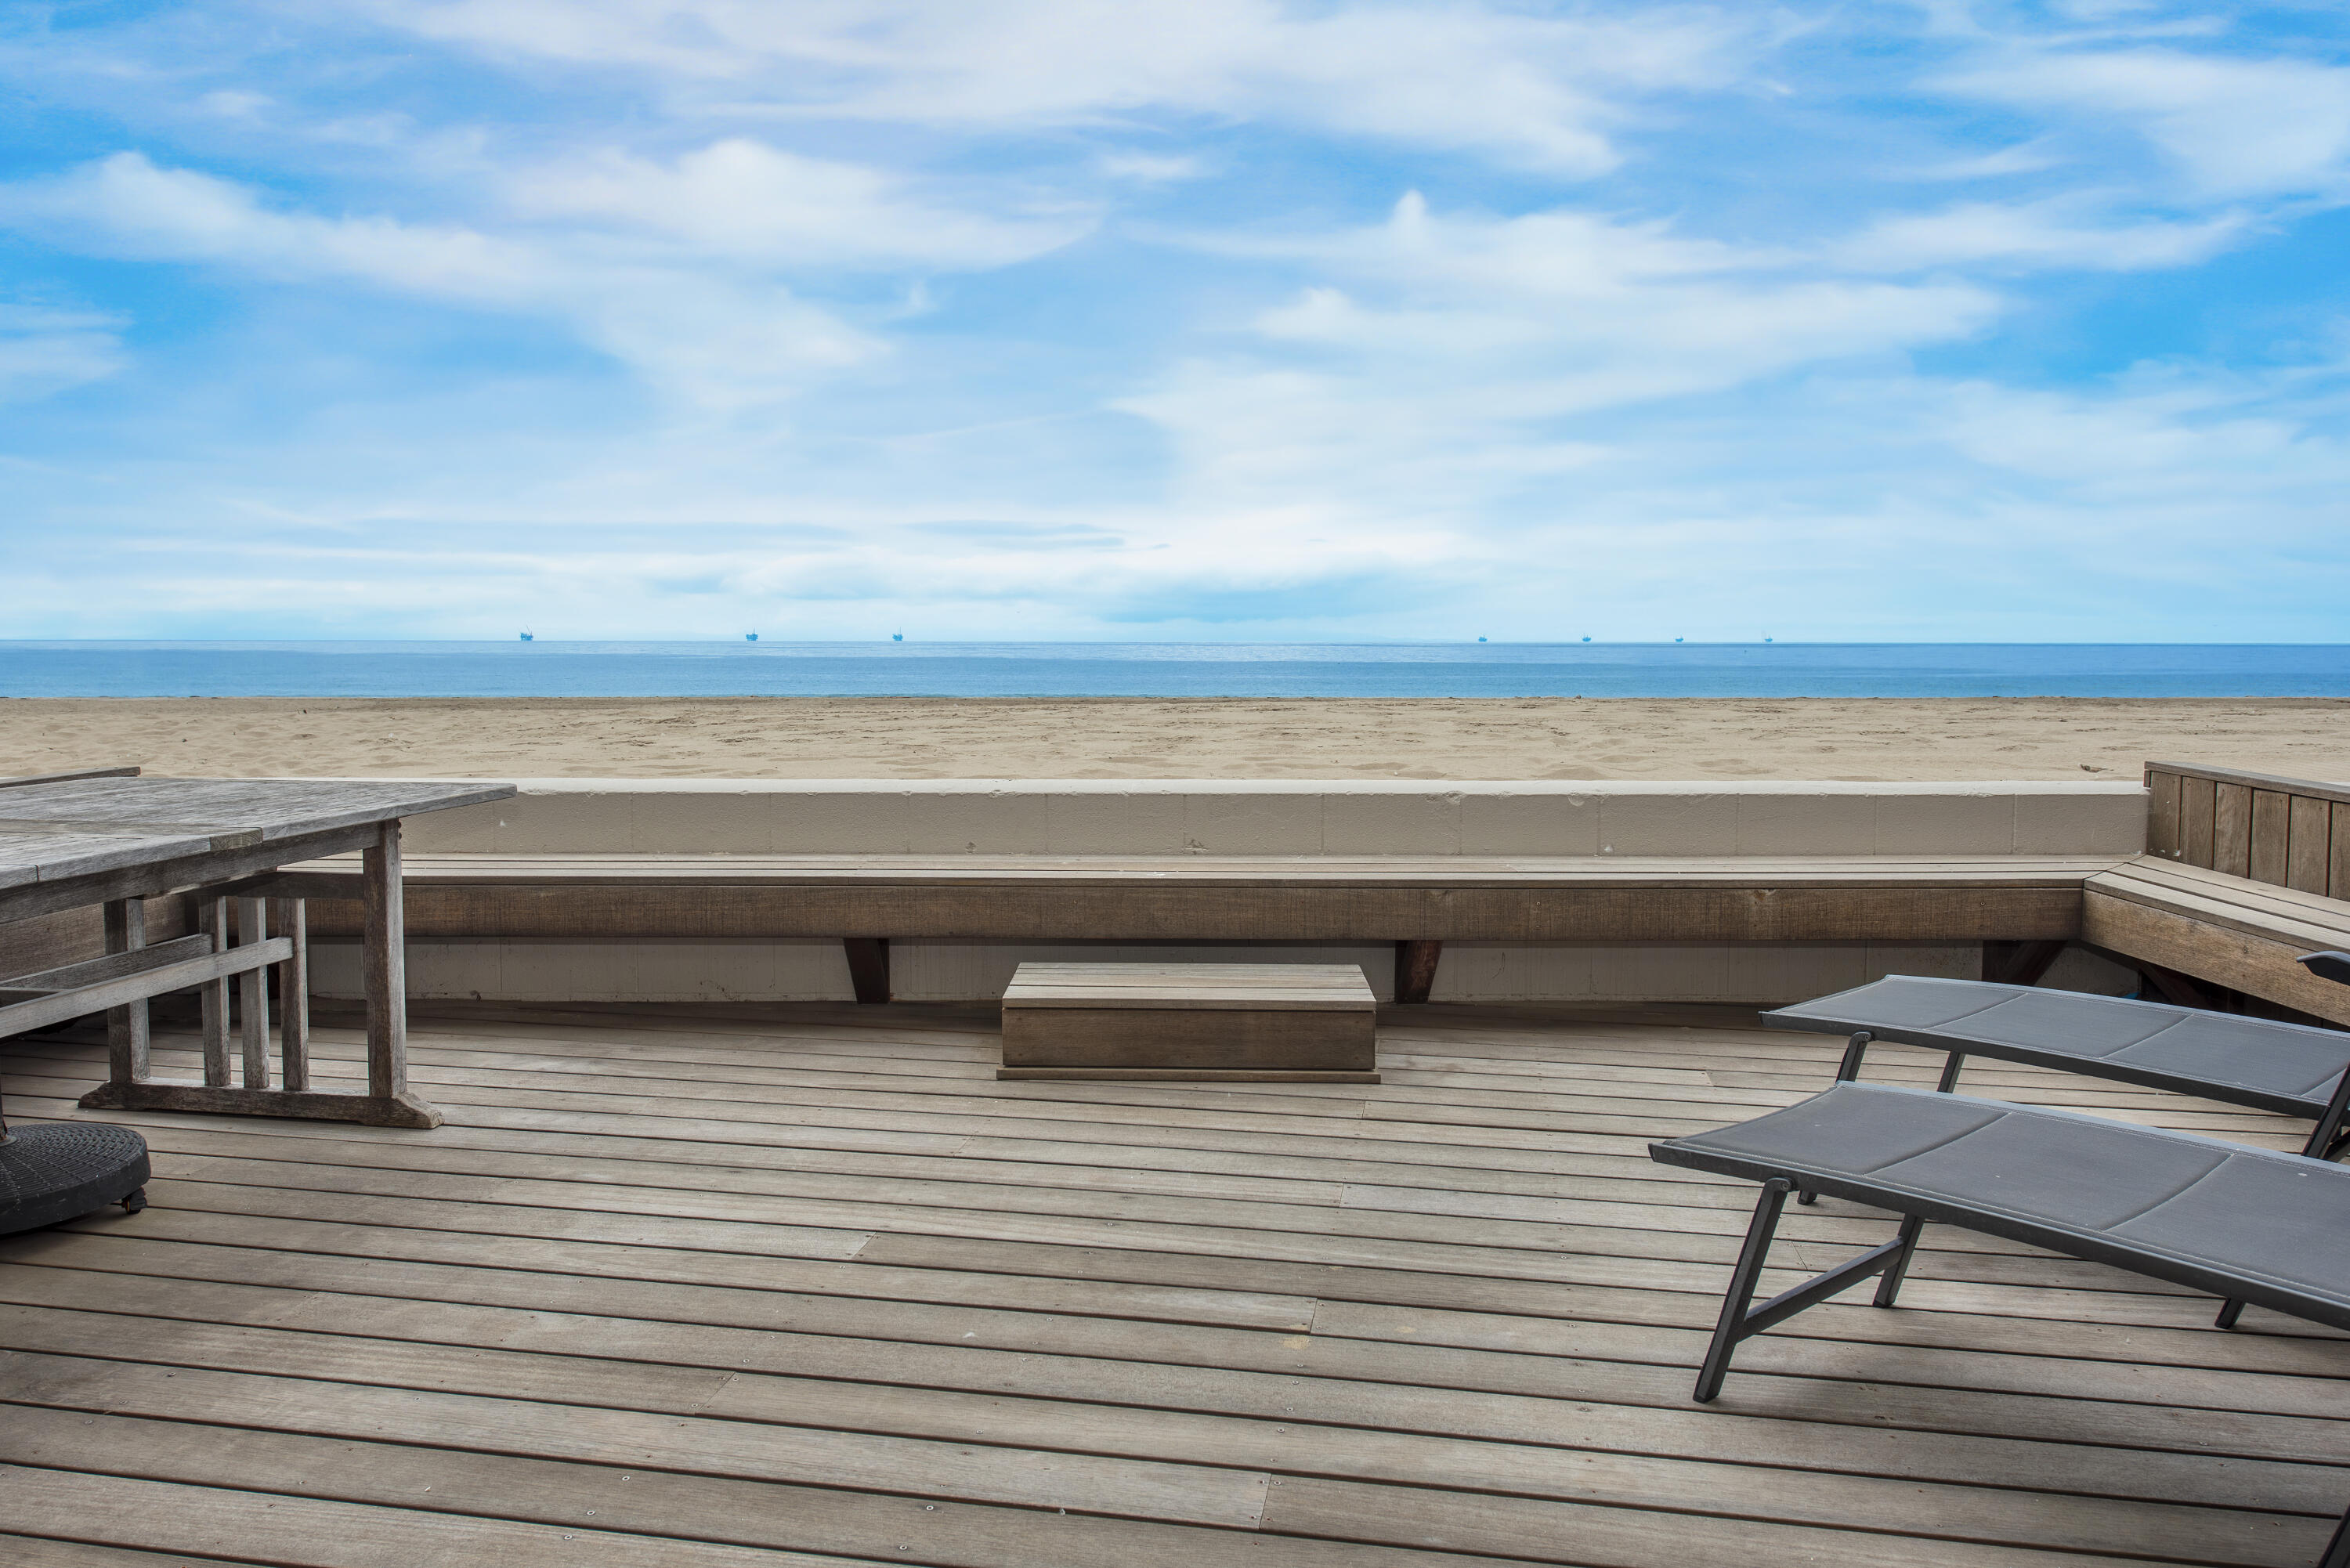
[519,630,533,642]
[891,632,903,642]
[745,632,757,641]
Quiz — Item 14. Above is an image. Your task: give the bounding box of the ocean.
[2,641,2347,699]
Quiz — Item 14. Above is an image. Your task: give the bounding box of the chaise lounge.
[1655,982,2350,1566]
[1760,952,2350,1158]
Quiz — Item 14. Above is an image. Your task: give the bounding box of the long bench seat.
[243,851,2115,1003]
[261,852,2116,944]
[235,846,2350,1023]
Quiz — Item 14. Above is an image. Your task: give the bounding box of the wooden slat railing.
[2145,761,2350,898]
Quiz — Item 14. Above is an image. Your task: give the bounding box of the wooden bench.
[2077,763,2350,1027]
[998,962,1379,1082]
[248,851,2118,1003]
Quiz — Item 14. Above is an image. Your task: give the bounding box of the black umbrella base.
[0,1122,150,1236]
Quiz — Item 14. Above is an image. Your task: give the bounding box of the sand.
[0,696,2342,782]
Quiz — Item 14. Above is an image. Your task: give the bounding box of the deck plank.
[3,1004,2345,1566]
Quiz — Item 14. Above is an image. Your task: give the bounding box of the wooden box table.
[0,767,514,1129]
[998,963,1379,1082]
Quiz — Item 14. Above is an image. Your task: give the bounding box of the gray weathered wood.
[237,897,271,1090]
[2177,773,2215,869]
[0,777,512,925]
[195,896,231,1087]
[74,1078,443,1129]
[2145,759,2350,810]
[362,821,408,1103]
[1393,940,1441,1005]
[2247,788,2290,886]
[2333,800,2349,902]
[0,934,287,1041]
[0,764,140,789]
[275,860,2100,945]
[2211,781,2251,877]
[1,1001,2343,1568]
[1002,963,1377,1079]
[2081,877,2350,1027]
[273,897,309,1092]
[5,932,209,999]
[103,896,150,1083]
[2143,768,2180,860]
[2286,794,2331,895]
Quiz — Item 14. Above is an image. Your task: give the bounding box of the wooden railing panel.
[2146,760,2350,900]
[2334,800,2350,901]
[2147,769,2182,860]
[2249,789,2291,885]
[2287,795,2331,895]
[2212,782,2252,877]
[2178,775,2216,868]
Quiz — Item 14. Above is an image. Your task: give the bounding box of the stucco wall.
[402,777,2147,858]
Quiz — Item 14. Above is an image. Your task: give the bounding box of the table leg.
[103,898,150,1086]
[362,821,408,1103]
[237,896,271,1089]
[273,896,309,1092]
[197,894,231,1086]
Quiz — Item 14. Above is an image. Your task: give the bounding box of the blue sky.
[2,1,2348,642]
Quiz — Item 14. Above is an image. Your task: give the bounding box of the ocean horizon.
[3,641,2348,700]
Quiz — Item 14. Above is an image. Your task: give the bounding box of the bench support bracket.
[1695,1176,1925,1403]
[844,938,891,1004]
[1983,939,2066,988]
[1393,941,1441,1005]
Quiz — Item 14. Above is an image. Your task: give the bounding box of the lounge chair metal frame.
[1655,1075,2350,1567]
[1766,951,2350,1161]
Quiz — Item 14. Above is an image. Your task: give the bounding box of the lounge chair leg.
[2215,1297,2246,1329]
[1694,1191,1931,1402]
[1871,1215,1925,1307]
[2301,1069,2350,1160]
[1696,1178,1792,1403]
[1804,1033,1874,1206]
[1835,1030,1873,1082]
[1936,1051,1967,1093]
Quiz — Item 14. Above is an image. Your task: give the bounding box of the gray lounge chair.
[1650,1083,2350,1568]
[1759,951,2350,1159]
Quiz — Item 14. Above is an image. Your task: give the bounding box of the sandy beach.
[1,695,2341,782]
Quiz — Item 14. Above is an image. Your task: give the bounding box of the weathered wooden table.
[0,767,513,1128]
[998,962,1380,1082]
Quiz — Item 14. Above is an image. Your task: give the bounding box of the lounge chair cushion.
[1765,976,2350,1115]
[1651,1082,2350,1330]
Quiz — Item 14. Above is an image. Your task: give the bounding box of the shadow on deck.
[0,1001,2342,1567]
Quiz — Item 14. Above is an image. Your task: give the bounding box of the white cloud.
[1121,193,2000,515]
[1094,151,1206,184]
[0,152,878,407]
[509,137,1092,268]
[0,151,541,298]
[349,0,1750,172]
[0,302,126,403]
[1943,49,2350,197]
[1836,197,2248,273]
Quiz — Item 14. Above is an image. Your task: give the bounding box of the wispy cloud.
[0,302,126,404]
[0,1,2345,638]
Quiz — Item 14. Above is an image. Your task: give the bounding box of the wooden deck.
[0,1000,2343,1567]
